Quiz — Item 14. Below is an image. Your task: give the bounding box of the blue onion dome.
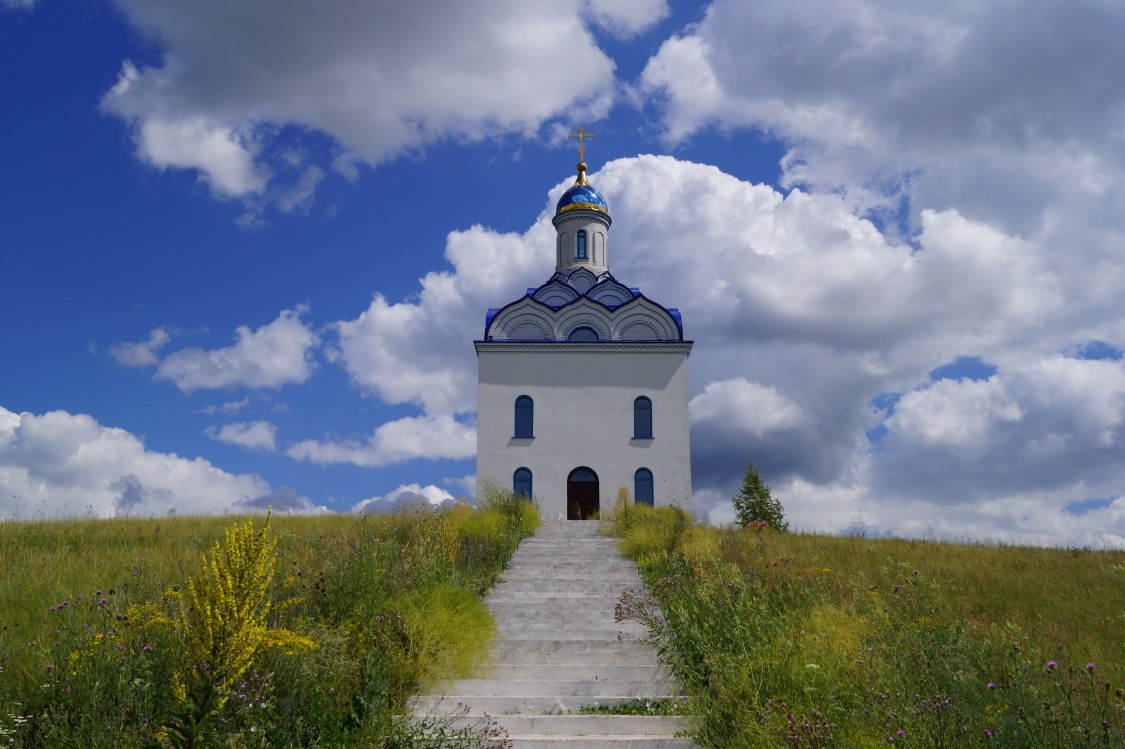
[555,162,609,217]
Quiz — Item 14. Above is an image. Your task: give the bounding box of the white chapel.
[475,133,693,519]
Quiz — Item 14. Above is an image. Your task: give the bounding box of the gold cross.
[568,128,594,162]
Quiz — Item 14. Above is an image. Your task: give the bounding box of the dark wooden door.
[567,467,599,520]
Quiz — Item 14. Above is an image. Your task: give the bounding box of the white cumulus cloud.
[352,483,457,514]
[205,420,278,452]
[0,405,309,518]
[100,0,622,205]
[110,327,172,367]
[639,0,1125,235]
[154,307,318,392]
[287,414,476,468]
[322,153,1125,546]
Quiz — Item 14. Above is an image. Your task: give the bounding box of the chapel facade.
[475,136,693,519]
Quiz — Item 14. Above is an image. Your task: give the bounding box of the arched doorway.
[567,467,599,520]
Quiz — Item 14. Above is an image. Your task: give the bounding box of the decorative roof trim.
[484,270,685,341]
[475,341,694,355]
[558,201,608,214]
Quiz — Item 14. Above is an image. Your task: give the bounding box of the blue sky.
[3,0,1125,546]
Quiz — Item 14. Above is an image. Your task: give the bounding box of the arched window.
[634,468,654,506]
[514,395,533,438]
[576,229,588,259]
[513,467,533,498]
[633,396,653,439]
[567,326,599,342]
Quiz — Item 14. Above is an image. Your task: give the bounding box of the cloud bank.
[99,0,669,205]
[0,406,320,518]
[320,152,1125,546]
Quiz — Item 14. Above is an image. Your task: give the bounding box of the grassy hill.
[0,496,537,748]
[611,504,1125,748]
[4,499,1122,748]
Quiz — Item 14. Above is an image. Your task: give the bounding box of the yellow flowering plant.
[160,510,314,748]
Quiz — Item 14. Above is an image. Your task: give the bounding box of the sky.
[2,0,1125,546]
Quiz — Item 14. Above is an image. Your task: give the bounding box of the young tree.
[731,460,789,531]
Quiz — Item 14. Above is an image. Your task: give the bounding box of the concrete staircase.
[413,520,695,747]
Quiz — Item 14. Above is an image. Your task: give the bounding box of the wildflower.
[912,569,919,576]
[99,599,108,606]
[1046,660,1058,671]
[896,729,905,737]
[143,645,153,652]
[95,589,103,596]
[987,682,996,690]
[984,728,994,738]
[46,664,55,671]
[1086,663,1096,672]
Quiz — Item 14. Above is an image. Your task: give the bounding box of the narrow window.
[513,467,533,498]
[514,395,533,438]
[633,396,653,439]
[567,326,599,342]
[634,468,654,506]
[576,229,588,260]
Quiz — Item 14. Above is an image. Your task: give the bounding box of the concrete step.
[492,611,633,625]
[412,694,683,716]
[510,548,632,557]
[434,715,695,748]
[446,715,687,737]
[500,575,637,584]
[491,581,640,594]
[496,625,646,637]
[490,646,658,666]
[489,597,623,608]
[509,738,694,749]
[476,664,667,681]
[487,593,626,604]
[442,679,676,699]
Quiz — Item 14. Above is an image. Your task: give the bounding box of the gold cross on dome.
[568,128,594,162]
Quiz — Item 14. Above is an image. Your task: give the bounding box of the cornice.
[475,341,694,355]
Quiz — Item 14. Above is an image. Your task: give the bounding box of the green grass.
[0,492,538,748]
[613,505,1125,748]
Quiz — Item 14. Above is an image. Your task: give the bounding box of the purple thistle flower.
[1086,663,1096,672]
[987,682,996,689]
[913,569,919,575]
[896,729,906,737]
[99,598,108,606]
[1046,660,1058,670]
[143,644,153,652]
[95,589,103,596]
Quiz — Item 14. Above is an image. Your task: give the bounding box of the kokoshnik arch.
[475,131,694,519]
